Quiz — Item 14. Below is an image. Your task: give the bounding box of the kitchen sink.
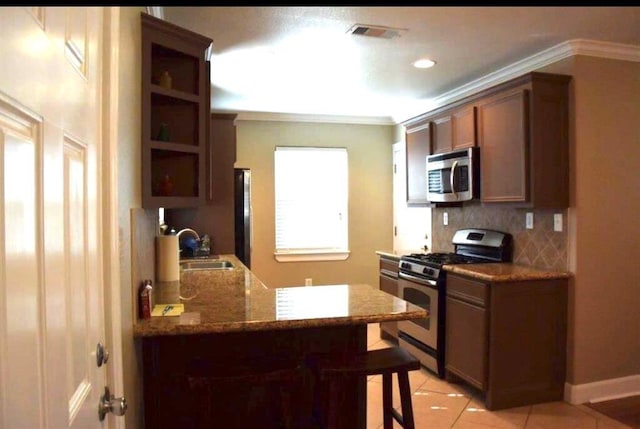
[181,260,235,271]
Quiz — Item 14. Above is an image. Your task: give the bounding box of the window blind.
[274,146,348,253]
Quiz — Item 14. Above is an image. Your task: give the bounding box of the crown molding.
[394,39,640,124]
[146,7,163,19]
[570,38,640,62]
[234,111,396,126]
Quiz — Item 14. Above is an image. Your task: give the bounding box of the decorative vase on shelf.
[156,123,169,141]
[158,70,172,89]
[158,174,173,196]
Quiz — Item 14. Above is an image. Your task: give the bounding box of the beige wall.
[235,120,395,289]
[568,56,640,385]
[117,6,144,429]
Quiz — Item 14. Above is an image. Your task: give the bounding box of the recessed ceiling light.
[413,58,436,69]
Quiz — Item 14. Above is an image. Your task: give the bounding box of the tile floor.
[365,323,632,429]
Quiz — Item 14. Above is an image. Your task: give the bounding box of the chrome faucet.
[177,228,200,257]
[177,228,211,258]
[177,228,200,242]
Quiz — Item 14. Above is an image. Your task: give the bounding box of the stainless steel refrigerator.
[234,168,252,268]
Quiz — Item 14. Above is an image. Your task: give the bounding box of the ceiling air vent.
[347,23,406,39]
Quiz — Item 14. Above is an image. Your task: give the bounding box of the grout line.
[449,395,472,428]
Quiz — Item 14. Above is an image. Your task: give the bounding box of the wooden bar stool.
[187,359,301,429]
[308,347,421,429]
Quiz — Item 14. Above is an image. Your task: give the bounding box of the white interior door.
[393,141,432,253]
[0,7,109,428]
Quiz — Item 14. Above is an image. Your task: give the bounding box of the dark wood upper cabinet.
[141,13,213,209]
[431,104,476,155]
[477,73,570,207]
[452,105,477,150]
[404,120,431,205]
[431,113,452,154]
[477,88,530,203]
[403,72,570,208]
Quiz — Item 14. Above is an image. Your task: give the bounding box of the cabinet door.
[445,296,487,390]
[452,105,476,150]
[432,114,452,154]
[477,88,529,203]
[405,121,431,205]
[379,274,399,338]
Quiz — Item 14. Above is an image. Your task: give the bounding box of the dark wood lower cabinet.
[378,256,399,341]
[445,295,487,390]
[445,273,568,410]
[140,325,367,429]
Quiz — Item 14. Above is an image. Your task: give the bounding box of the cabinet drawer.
[379,257,399,275]
[447,274,487,307]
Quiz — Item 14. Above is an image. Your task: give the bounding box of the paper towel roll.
[156,235,180,282]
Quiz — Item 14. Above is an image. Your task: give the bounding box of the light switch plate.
[554,213,563,232]
[526,212,534,229]
[443,212,449,226]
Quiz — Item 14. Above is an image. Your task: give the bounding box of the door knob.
[98,386,127,421]
[96,342,109,367]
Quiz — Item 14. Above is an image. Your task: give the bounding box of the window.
[274,146,349,262]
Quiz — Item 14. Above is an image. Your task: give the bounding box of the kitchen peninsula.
[133,255,426,429]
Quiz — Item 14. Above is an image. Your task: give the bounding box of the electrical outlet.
[305,278,312,286]
[526,212,534,229]
[554,213,563,232]
[443,212,449,226]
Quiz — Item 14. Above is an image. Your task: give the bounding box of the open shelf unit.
[141,12,213,208]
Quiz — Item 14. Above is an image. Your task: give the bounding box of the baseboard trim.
[565,374,640,404]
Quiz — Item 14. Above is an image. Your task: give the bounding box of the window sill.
[274,250,351,262]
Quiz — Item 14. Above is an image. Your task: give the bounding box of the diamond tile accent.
[432,202,567,271]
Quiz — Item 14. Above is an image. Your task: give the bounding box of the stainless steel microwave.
[426,147,479,203]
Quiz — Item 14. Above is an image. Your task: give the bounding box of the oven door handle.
[398,271,438,288]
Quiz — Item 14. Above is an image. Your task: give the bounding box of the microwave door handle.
[450,160,458,199]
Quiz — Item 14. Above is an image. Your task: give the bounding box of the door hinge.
[394,226,397,236]
[393,163,397,174]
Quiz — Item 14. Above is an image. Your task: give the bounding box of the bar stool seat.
[308,347,421,429]
[187,358,301,429]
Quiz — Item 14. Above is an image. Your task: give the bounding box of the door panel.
[0,101,46,429]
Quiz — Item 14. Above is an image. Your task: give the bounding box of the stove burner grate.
[402,252,486,265]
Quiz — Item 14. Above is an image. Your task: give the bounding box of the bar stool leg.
[382,373,393,429]
[397,371,415,429]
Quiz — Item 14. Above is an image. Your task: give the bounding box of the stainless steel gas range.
[397,228,513,378]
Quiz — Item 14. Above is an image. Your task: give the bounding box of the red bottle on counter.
[139,279,153,319]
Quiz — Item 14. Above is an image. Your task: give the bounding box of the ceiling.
[160,6,640,124]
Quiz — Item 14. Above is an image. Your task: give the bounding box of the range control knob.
[422,267,434,276]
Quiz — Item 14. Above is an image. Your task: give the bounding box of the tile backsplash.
[431,202,568,272]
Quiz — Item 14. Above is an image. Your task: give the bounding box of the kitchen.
[0,6,638,429]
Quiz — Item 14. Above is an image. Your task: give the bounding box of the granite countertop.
[443,263,572,283]
[134,254,426,337]
[376,249,424,261]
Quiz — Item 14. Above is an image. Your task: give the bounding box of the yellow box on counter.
[151,304,184,317]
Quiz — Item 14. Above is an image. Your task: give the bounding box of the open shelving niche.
[141,13,213,208]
